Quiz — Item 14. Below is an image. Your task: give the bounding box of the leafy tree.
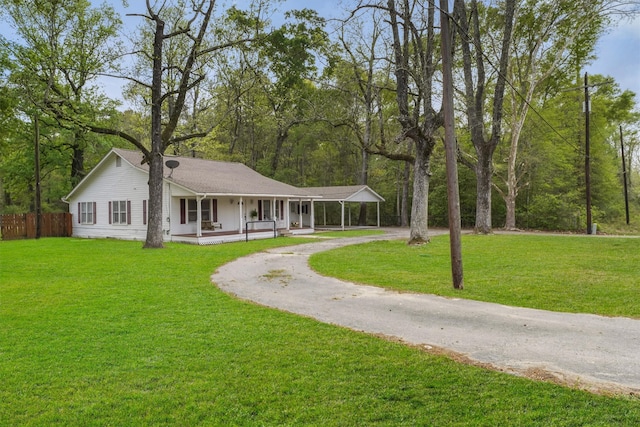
[495,0,633,230]
[453,0,516,234]
[0,0,121,185]
[353,0,444,244]
[512,74,637,230]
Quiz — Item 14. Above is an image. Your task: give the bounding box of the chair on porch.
[202,220,222,230]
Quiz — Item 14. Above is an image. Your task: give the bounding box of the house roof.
[112,148,318,198]
[303,185,385,202]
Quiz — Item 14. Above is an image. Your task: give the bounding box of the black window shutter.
[180,199,186,224]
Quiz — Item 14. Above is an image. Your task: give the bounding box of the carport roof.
[303,185,385,202]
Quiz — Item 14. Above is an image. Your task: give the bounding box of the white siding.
[68,154,155,241]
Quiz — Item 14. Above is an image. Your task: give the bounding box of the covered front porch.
[171,226,314,245]
[167,192,317,242]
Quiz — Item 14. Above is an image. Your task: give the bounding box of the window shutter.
[93,202,97,224]
[143,200,147,225]
[180,199,186,224]
[280,200,284,220]
[108,201,112,224]
[78,203,81,224]
[258,200,263,220]
[212,199,218,222]
[127,200,131,224]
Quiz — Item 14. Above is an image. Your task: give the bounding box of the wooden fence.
[0,213,73,240]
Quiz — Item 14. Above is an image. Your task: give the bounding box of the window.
[78,202,96,224]
[188,199,198,222]
[258,200,271,220]
[110,200,131,225]
[292,202,308,215]
[200,200,211,222]
[212,199,218,222]
[181,199,215,224]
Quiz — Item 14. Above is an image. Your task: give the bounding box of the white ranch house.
[63,148,384,244]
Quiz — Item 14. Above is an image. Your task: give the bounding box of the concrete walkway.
[211,229,640,395]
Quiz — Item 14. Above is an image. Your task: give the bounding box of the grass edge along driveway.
[0,236,638,426]
[310,233,640,319]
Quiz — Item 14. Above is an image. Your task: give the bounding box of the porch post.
[323,202,327,226]
[348,203,351,227]
[377,201,380,227]
[196,196,203,237]
[340,201,345,231]
[273,197,277,223]
[238,197,244,234]
[310,198,315,230]
[286,198,290,230]
[298,199,303,229]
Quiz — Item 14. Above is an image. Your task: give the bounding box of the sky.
[2,1,639,105]
[586,14,640,98]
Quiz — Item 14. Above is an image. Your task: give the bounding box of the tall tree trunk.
[271,126,288,174]
[146,152,165,248]
[504,110,527,230]
[358,148,369,225]
[455,0,515,235]
[71,139,84,187]
[408,140,432,244]
[401,159,410,227]
[144,15,166,249]
[475,146,494,234]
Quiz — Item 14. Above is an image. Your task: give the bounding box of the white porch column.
[273,197,277,224]
[323,202,327,226]
[310,198,315,230]
[348,203,352,227]
[299,199,303,229]
[196,196,203,237]
[238,197,244,234]
[286,198,290,230]
[340,201,345,231]
[377,201,380,227]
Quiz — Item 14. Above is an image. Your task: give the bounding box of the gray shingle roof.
[115,148,317,198]
[302,185,385,202]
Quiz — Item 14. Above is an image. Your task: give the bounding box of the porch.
[170,227,314,245]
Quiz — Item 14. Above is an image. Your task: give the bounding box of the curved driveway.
[212,229,640,395]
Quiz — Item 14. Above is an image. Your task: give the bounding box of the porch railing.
[245,220,276,242]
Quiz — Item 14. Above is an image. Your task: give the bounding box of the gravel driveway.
[211,229,640,395]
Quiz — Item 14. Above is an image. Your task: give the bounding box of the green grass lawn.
[1,237,639,425]
[310,233,640,319]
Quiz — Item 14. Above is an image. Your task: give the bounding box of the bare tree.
[387,0,443,244]
[453,0,516,234]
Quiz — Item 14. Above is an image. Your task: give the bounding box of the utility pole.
[563,74,612,234]
[620,125,630,225]
[584,72,592,234]
[439,0,463,290]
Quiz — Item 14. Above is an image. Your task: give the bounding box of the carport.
[303,185,385,230]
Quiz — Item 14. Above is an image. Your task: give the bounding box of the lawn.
[1,237,639,425]
[310,233,640,318]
